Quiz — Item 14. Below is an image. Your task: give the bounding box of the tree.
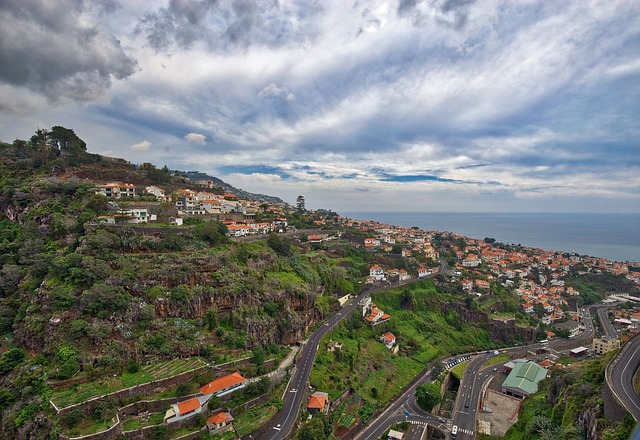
[415,383,443,412]
[49,126,86,152]
[207,395,221,410]
[0,348,25,375]
[296,195,306,213]
[195,220,228,245]
[204,309,217,331]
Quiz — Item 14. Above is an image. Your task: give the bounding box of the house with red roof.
[307,392,329,415]
[207,412,235,435]
[200,372,246,397]
[399,269,411,282]
[364,237,381,248]
[164,397,203,423]
[370,265,385,281]
[380,332,396,349]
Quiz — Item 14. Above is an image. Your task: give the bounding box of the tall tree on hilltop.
[296,195,306,213]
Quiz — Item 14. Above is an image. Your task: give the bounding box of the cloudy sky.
[1,0,639,213]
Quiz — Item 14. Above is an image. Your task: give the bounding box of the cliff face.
[489,318,537,344]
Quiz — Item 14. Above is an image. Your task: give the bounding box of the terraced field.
[51,357,206,409]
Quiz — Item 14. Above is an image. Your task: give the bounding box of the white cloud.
[258,83,295,100]
[185,132,206,145]
[131,140,151,152]
[0,0,638,213]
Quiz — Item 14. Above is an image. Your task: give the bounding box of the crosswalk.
[408,420,473,436]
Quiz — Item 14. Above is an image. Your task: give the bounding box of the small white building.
[370,265,386,281]
[145,185,166,200]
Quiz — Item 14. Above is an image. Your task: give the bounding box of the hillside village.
[2,128,639,440]
[92,179,640,342]
[334,217,640,341]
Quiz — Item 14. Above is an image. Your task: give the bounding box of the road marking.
[273,426,281,430]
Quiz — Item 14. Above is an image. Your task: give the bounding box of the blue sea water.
[339,212,640,262]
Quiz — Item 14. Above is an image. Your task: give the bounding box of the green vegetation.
[51,358,205,408]
[309,279,495,424]
[121,411,165,431]
[415,382,443,412]
[234,399,281,437]
[484,354,509,367]
[495,354,634,440]
[449,360,469,380]
[567,272,637,305]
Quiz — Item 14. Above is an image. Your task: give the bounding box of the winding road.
[256,261,447,440]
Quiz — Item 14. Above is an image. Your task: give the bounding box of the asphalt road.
[258,291,367,440]
[595,306,618,339]
[609,334,640,420]
[451,353,493,439]
[257,261,447,440]
[354,307,599,440]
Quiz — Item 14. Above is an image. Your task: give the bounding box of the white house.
[95,182,136,199]
[370,265,386,281]
[164,397,203,423]
[417,267,431,278]
[364,237,381,248]
[175,189,198,211]
[380,332,396,349]
[201,199,222,213]
[145,185,166,200]
[398,269,411,282]
[462,254,481,267]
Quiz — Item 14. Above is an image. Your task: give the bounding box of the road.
[354,306,599,440]
[257,261,447,440]
[609,333,640,420]
[595,306,617,339]
[451,353,493,439]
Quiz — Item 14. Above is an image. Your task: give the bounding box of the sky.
[0,0,639,213]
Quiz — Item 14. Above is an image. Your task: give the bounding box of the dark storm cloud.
[0,0,137,103]
[136,0,323,52]
[397,0,418,17]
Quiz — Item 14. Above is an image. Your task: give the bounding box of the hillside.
[0,125,284,206]
[494,354,635,440]
[183,171,283,204]
[0,127,354,439]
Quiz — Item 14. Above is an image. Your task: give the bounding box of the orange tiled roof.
[200,372,245,396]
[177,397,201,415]
[308,395,327,409]
[382,333,395,342]
[207,412,234,425]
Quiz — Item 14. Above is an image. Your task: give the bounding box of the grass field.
[309,279,498,413]
[65,417,116,438]
[52,357,206,408]
[450,361,470,380]
[234,400,281,437]
[121,411,165,431]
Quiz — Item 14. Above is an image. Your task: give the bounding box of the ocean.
[338,212,640,262]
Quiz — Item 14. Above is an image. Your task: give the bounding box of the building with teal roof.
[501,361,548,398]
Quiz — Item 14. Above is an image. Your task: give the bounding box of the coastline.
[338,212,640,263]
